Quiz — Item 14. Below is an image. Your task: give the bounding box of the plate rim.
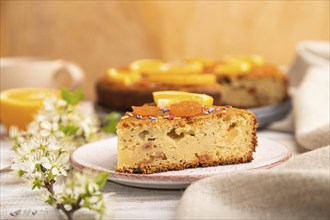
[70,136,292,184]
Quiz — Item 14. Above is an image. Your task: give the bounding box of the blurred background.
[1,1,329,101]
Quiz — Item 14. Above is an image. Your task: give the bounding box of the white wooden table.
[0,130,304,219]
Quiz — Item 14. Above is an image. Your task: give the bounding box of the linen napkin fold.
[176,41,330,219]
[175,146,330,219]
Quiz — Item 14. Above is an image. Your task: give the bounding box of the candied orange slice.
[224,54,265,66]
[153,91,213,108]
[130,59,203,75]
[106,68,141,85]
[147,73,216,85]
[157,61,203,74]
[170,101,203,117]
[185,57,215,70]
[129,59,164,74]
[214,59,251,75]
[132,106,159,116]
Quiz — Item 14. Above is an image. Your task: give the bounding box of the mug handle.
[60,61,85,89]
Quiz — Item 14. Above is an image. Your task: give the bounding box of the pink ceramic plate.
[70,136,291,189]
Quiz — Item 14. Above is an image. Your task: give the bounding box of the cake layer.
[96,79,222,111]
[116,107,258,174]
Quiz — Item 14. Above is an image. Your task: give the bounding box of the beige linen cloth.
[176,41,330,219]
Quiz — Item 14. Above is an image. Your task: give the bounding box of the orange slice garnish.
[214,59,251,75]
[185,57,215,70]
[147,73,216,85]
[223,54,265,66]
[129,59,164,75]
[105,68,141,85]
[130,59,203,75]
[153,91,213,108]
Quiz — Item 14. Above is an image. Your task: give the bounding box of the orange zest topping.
[132,106,159,116]
[170,101,203,117]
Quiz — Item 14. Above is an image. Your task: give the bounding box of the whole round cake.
[96,59,222,111]
[96,56,288,111]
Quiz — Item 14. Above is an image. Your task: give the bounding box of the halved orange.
[153,91,214,108]
[0,88,60,130]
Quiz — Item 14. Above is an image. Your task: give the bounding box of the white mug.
[0,57,85,90]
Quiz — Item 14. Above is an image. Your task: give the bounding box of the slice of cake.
[116,91,258,174]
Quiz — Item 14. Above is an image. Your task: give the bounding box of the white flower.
[41,121,52,130]
[42,162,52,170]
[57,99,67,107]
[52,167,59,176]
[88,183,99,193]
[59,168,67,177]
[9,126,20,138]
[11,135,71,186]
[10,94,108,219]
[27,96,101,146]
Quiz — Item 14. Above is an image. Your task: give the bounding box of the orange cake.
[213,55,288,108]
[96,55,288,111]
[116,91,258,174]
[96,60,221,111]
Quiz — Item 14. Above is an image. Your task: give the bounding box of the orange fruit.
[0,88,60,130]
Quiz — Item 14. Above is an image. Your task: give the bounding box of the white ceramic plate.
[70,136,291,189]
